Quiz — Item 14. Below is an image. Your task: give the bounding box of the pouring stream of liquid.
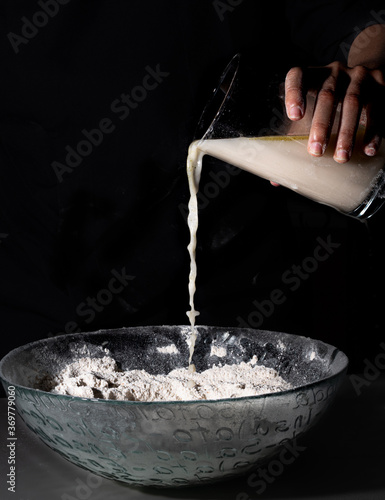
[186,141,204,372]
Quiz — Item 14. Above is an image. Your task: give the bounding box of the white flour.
[45,341,292,401]
[156,344,179,354]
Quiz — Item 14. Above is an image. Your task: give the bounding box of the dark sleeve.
[285,1,385,64]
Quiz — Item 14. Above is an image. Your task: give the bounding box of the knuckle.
[328,61,348,76]
[285,67,303,88]
[317,87,336,104]
[327,61,343,71]
[311,120,329,135]
[286,66,302,81]
[286,86,301,96]
[320,73,339,93]
[351,65,368,80]
[286,66,302,77]
[326,73,339,87]
[344,92,361,107]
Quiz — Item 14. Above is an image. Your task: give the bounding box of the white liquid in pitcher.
[197,134,385,213]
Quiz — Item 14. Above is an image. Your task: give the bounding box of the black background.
[0,0,384,376]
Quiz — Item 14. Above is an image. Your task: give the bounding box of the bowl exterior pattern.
[0,326,348,488]
[6,377,340,487]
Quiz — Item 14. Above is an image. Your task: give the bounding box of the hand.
[284,62,385,163]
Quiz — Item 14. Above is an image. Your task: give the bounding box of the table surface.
[1,375,384,500]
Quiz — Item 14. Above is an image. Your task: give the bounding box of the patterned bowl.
[0,326,348,488]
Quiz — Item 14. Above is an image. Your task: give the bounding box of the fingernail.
[309,142,323,156]
[365,144,377,156]
[334,149,349,163]
[289,105,302,120]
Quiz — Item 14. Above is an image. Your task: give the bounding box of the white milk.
[196,134,385,213]
[186,142,204,372]
[185,133,385,367]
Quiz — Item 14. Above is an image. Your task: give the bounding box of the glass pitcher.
[192,54,385,220]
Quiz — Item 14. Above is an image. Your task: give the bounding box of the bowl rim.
[0,325,349,405]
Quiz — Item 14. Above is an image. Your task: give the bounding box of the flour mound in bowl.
[44,341,292,401]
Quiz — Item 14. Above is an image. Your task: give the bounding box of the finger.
[362,76,385,155]
[364,134,382,156]
[334,67,367,163]
[285,67,306,120]
[363,102,382,156]
[308,71,340,157]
